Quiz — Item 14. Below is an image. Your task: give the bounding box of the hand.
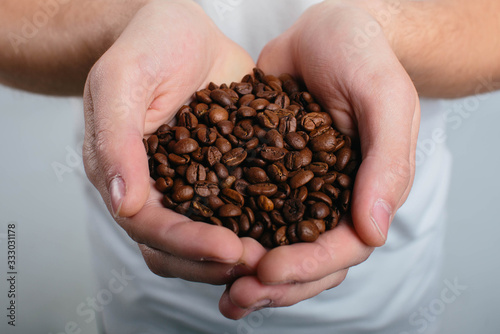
[220,0,420,318]
[82,0,263,285]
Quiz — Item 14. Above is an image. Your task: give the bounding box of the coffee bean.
[194,181,219,197]
[247,183,278,197]
[334,147,352,171]
[185,162,206,184]
[245,167,269,184]
[210,89,234,108]
[222,147,247,167]
[273,226,289,247]
[309,202,330,219]
[174,138,199,155]
[172,185,194,203]
[221,188,245,207]
[285,132,307,150]
[267,162,288,183]
[218,204,242,217]
[257,195,274,212]
[289,170,315,189]
[147,135,159,154]
[283,198,306,223]
[297,220,320,242]
[257,110,279,128]
[260,145,287,162]
[308,191,333,207]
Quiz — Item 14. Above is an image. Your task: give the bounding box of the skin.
[1,0,500,322]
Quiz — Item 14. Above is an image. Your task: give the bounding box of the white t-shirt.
[84,1,452,333]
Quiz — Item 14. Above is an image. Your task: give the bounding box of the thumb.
[83,60,152,218]
[350,72,420,247]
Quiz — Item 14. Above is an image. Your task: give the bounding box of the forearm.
[355,0,500,98]
[0,0,150,96]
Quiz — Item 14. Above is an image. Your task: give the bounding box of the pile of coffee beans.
[145,68,359,248]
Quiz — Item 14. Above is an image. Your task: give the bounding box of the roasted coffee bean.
[336,173,352,189]
[214,162,229,180]
[267,162,288,183]
[220,175,237,189]
[218,204,242,217]
[191,147,205,163]
[172,185,194,203]
[196,127,217,145]
[322,171,338,184]
[340,190,351,212]
[238,94,255,107]
[297,220,320,242]
[287,224,300,244]
[216,120,234,136]
[175,201,192,216]
[283,198,306,223]
[260,145,287,162]
[247,183,278,197]
[192,200,213,218]
[310,219,326,234]
[233,82,253,95]
[314,151,337,167]
[221,188,245,207]
[250,98,270,111]
[285,132,307,150]
[238,214,251,235]
[174,138,199,155]
[248,221,264,240]
[153,153,169,166]
[257,110,279,128]
[234,178,250,195]
[215,137,232,154]
[245,137,260,150]
[270,210,286,226]
[162,195,176,210]
[173,126,190,141]
[233,120,254,140]
[309,128,337,152]
[277,114,297,135]
[206,170,218,183]
[289,170,315,189]
[209,106,229,124]
[175,165,188,177]
[155,177,171,193]
[309,202,330,219]
[177,111,198,130]
[257,195,274,212]
[157,164,175,178]
[308,191,333,206]
[223,218,239,234]
[237,106,257,118]
[147,135,159,154]
[307,177,325,192]
[230,166,244,179]
[273,226,289,247]
[210,89,234,108]
[196,90,212,104]
[194,181,219,197]
[185,162,206,184]
[322,184,340,200]
[334,147,352,171]
[245,167,269,184]
[290,186,308,202]
[222,147,247,167]
[265,129,284,148]
[306,162,329,176]
[205,146,222,166]
[207,195,225,211]
[300,112,331,131]
[326,209,340,230]
[168,153,189,166]
[272,198,284,210]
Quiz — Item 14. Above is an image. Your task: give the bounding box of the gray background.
[0,85,499,334]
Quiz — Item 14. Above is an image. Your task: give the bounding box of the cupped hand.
[220,0,420,318]
[82,0,262,285]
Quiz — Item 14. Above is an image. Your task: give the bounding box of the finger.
[83,57,153,218]
[349,65,420,247]
[257,32,296,77]
[219,269,348,320]
[138,236,265,284]
[256,220,373,284]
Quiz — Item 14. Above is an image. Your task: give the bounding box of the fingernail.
[109,175,125,218]
[370,199,392,242]
[242,299,272,317]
